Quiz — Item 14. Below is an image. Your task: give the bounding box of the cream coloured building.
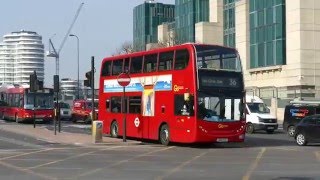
[158,0,320,98]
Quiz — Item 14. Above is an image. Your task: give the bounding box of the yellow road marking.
[0,160,56,180]
[242,148,266,180]
[27,146,123,169]
[75,146,174,178]
[155,151,208,180]
[0,148,53,161]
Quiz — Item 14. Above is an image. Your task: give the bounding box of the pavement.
[0,123,139,147]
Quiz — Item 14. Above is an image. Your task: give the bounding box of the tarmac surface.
[0,122,137,147]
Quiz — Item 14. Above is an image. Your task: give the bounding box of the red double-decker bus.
[98,43,246,145]
[0,84,54,123]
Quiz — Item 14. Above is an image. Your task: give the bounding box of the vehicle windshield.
[197,92,243,122]
[195,45,242,72]
[25,93,54,109]
[59,103,70,109]
[247,103,270,113]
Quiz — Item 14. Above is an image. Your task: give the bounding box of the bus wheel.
[84,116,91,124]
[159,124,170,146]
[71,115,77,123]
[1,112,4,120]
[246,123,254,134]
[288,126,295,137]
[110,121,119,138]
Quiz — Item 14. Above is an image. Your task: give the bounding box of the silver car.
[59,102,72,120]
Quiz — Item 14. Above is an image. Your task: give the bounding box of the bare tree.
[112,41,135,56]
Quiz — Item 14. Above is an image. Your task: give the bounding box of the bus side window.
[111,97,121,113]
[130,56,143,74]
[129,96,141,114]
[112,59,123,76]
[174,49,189,70]
[174,94,194,116]
[101,61,112,76]
[106,99,110,112]
[144,54,158,73]
[159,51,173,71]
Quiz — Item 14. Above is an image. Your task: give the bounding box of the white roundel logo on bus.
[134,117,140,127]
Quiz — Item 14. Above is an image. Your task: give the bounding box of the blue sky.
[0,0,174,86]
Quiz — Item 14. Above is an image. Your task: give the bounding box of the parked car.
[294,114,320,146]
[245,95,278,134]
[71,99,98,124]
[283,101,320,137]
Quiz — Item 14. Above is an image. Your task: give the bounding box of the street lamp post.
[69,34,80,99]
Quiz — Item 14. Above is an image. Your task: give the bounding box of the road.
[0,120,319,180]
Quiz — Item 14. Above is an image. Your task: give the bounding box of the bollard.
[92,120,103,143]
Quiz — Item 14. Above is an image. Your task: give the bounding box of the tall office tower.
[175,0,209,43]
[0,30,44,85]
[133,0,175,51]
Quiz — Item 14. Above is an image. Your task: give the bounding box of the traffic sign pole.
[117,73,131,143]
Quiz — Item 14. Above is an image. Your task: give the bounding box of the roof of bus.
[0,84,52,93]
[102,43,238,62]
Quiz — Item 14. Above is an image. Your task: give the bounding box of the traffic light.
[53,75,59,92]
[29,71,37,92]
[84,71,92,87]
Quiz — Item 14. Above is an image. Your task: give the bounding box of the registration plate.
[217,138,228,142]
[35,119,43,122]
[267,127,274,130]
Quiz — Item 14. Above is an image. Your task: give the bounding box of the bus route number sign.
[117,73,131,87]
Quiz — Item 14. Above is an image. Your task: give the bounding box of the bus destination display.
[200,76,240,88]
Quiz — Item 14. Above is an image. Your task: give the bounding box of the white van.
[245,95,278,134]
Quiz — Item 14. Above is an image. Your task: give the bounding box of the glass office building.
[175,0,209,43]
[133,1,175,51]
[249,0,286,68]
[223,0,236,48]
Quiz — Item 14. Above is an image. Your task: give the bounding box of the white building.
[0,30,44,85]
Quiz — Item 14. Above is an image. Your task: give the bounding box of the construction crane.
[47,2,84,76]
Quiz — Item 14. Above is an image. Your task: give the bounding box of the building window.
[249,0,286,68]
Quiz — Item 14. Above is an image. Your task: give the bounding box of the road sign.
[117,73,131,87]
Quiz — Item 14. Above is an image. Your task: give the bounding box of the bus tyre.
[84,116,91,124]
[159,124,170,146]
[110,121,119,138]
[288,126,295,137]
[246,123,254,134]
[71,115,77,123]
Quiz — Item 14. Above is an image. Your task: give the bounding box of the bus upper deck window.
[159,51,173,71]
[112,59,123,76]
[174,49,189,70]
[101,61,112,76]
[144,54,158,73]
[130,56,143,74]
